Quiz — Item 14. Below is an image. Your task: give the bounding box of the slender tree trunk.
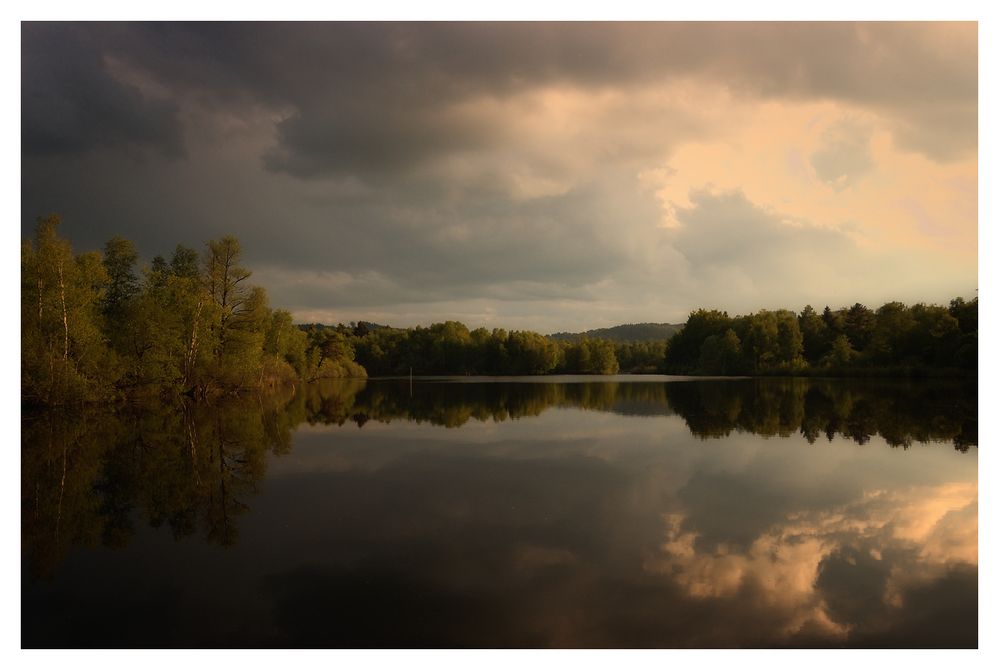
[57,258,68,361]
[55,444,66,542]
[217,417,231,542]
[46,344,55,404]
[185,296,204,386]
[218,255,230,367]
[185,403,202,485]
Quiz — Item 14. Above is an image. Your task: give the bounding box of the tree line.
[310,320,666,376]
[22,216,363,405]
[310,294,976,380]
[22,216,977,406]
[661,300,977,375]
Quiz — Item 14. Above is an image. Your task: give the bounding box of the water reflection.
[648,481,977,645]
[294,377,976,449]
[22,388,296,577]
[21,377,977,647]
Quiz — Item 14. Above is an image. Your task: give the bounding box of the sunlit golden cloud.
[21,22,977,330]
[645,481,978,641]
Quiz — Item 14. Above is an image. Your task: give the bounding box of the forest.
[22,217,977,406]
[328,320,650,376]
[22,216,364,406]
[660,301,977,376]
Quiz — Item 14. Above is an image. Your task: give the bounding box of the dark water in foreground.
[22,376,977,648]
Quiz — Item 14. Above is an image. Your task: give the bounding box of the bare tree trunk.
[185,296,204,386]
[55,444,67,542]
[185,403,202,485]
[57,258,68,361]
[46,344,55,404]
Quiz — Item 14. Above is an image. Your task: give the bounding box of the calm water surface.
[21,377,977,648]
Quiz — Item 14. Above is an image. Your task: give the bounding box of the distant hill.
[296,320,682,343]
[548,323,681,343]
[297,320,389,334]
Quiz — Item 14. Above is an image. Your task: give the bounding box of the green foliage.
[303,326,365,380]
[350,322,627,376]
[22,217,976,404]
[663,299,977,376]
[21,219,366,405]
[101,235,139,323]
[798,305,826,364]
[698,329,742,375]
[662,309,734,374]
[823,334,858,368]
[614,340,668,373]
[558,338,619,374]
[22,216,121,404]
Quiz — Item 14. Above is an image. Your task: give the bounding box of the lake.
[21,376,977,648]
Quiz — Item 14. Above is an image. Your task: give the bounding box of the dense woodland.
[661,301,977,375]
[317,297,977,378]
[22,216,363,406]
[22,217,977,406]
[298,321,668,376]
[325,321,637,376]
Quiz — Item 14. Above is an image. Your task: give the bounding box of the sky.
[20,22,978,332]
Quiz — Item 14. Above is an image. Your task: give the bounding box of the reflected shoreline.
[22,377,976,573]
[302,376,977,450]
[22,377,977,648]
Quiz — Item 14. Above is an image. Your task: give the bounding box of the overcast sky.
[21,22,978,332]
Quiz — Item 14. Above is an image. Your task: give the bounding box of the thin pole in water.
[410,367,413,397]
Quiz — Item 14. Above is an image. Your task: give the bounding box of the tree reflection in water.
[21,377,977,647]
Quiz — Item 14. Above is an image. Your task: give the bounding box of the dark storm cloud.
[22,22,976,172]
[231,23,970,169]
[263,104,498,179]
[20,22,977,327]
[252,175,652,313]
[21,23,184,158]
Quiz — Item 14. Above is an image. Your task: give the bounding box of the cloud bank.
[21,22,978,330]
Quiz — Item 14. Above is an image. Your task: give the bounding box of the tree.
[587,338,620,374]
[698,328,742,374]
[264,309,310,379]
[306,327,360,379]
[744,311,779,371]
[822,305,845,334]
[869,301,916,364]
[822,334,857,368]
[798,305,829,364]
[101,236,139,322]
[101,235,144,377]
[170,244,200,278]
[663,309,732,373]
[775,310,805,369]
[22,216,117,403]
[948,297,978,369]
[203,236,268,389]
[844,303,875,352]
